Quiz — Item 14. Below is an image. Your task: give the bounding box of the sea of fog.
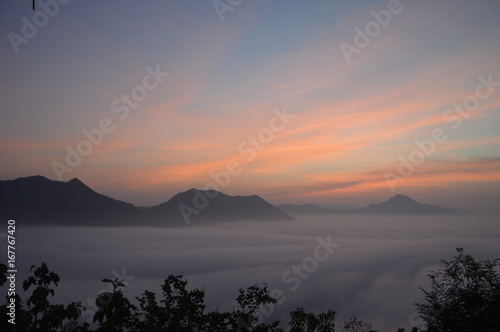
[6,214,500,331]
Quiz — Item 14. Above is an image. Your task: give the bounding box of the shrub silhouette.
[1,263,84,332]
[290,307,336,332]
[415,248,500,332]
[0,263,310,331]
[93,278,137,331]
[1,248,499,331]
[341,317,378,332]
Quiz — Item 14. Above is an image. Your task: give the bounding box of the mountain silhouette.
[147,188,295,225]
[278,203,339,216]
[0,176,294,226]
[356,194,452,214]
[280,194,454,217]
[0,175,139,225]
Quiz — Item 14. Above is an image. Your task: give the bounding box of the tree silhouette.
[341,317,378,332]
[290,307,336,332]
[93,278,137,331]
[134,274,205,331]
[416,248,500,332]
[233,283,281,332]
[0,262,85,332]
[6,250,498,332]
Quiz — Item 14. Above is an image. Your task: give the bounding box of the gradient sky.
[1,0,499,209]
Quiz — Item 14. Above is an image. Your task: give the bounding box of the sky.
[1,0,500,209]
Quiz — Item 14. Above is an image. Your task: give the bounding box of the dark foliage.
[1,248,499,331]
[416,248,500,332]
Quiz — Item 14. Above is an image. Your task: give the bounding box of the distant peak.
[389,194,415,201]
[67,178,90,189]
[30,175,49,179]
[14,175,50,182]
[245,194,264,201]
[175,188,224,196]
[183,188,210,194]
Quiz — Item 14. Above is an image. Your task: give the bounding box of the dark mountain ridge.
[147,188,294,225]
[1,176,462,226]
[279,194,455,216]
[356,194,452,215]
[278,203,339,215]
[0,175,139,225]
[0,176,294,226]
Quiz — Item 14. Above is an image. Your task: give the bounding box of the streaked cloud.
[0,0,499,207]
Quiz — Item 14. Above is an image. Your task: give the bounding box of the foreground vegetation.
[1,248,499,331]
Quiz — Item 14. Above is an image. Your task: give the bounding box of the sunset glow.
[1,0,499,209]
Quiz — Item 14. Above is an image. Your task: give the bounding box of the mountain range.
[0,176,463,226]
[279,194,455,216]
[0,176,293,226]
